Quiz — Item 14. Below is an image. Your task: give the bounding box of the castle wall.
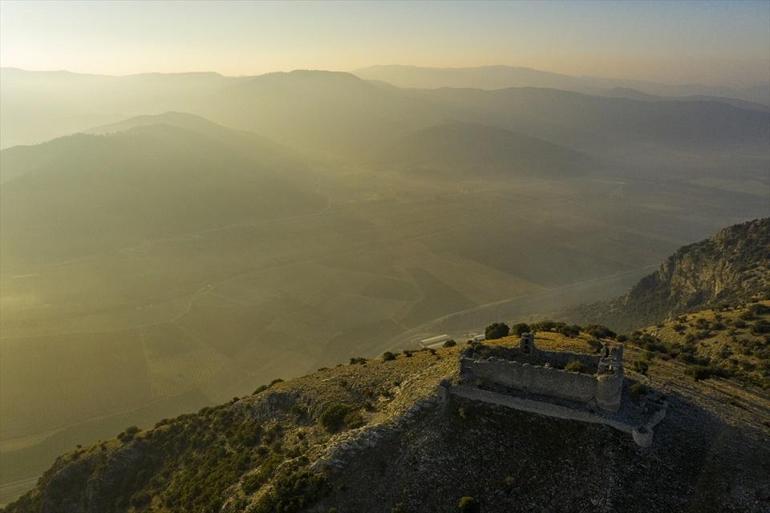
[536,349,600,372]
[449,384,667,447]
[451,384,631,432]
[461,357,597,405]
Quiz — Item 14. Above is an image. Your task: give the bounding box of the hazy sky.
[1,0,768,86]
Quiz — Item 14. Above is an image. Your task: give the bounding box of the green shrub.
[751,320,770,334]
[511,322,531,336]
[694,318,710,329]
[584,324,616,339]
[629,383,648,402]
[632,360,649,375]
[587,338,603,353]
[458,496,481,513]
[117,425,140,442]
[558,324,581,338]
[319,403,362,433]
[485,322,510,340]
[685,365,732,381]
[443,339,457,347]
[382,351,396,361]
[564,360,587,373]
[686,365,711,380]
[251,469,328,513]
[530,320,563,332]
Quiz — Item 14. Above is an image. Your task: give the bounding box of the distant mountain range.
[3,67,769,158]
[355,64,770,106]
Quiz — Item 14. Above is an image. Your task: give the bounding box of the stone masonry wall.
[461,357,597,405]
[536,349,600,372]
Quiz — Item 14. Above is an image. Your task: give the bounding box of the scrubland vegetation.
[628,301,770,388]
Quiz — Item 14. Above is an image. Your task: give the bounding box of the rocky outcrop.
[569,218,770,332]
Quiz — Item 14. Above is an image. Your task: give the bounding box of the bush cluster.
[319,403,363,433]
[629,382,648,402]
[511,322,531,336]
[458,496,481,513]
[564,360,587,373]
[484,322,510,340]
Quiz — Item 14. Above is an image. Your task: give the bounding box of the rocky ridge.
[568,218,770,332]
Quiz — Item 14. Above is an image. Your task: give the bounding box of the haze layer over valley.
[1,65,769,504]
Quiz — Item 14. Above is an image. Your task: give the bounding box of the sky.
[1,0,769,86]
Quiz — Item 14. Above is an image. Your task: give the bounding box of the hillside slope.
[6,313,769,513]
[0,113,323,270]
[568,218,770,332]
[373,121,594,178]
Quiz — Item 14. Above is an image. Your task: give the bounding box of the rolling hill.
[0,113,323,270]
[416,86,770,153]
[372,121,595,178]
[0,68,241,149]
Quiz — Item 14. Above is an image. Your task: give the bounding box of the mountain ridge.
[354,64,770,105]
[565,218,770,332]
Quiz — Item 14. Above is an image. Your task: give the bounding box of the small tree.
[584,324,617,339]
[320,403,360,432]
[458,496,481,513]
[443,339,457,348]
[117,425,140,442]
[485,322,510,340]
[382,351,396,361]
[629,382,648,402]
[632,360,649,375]
[511,322,531,336]
[587,338,603,353]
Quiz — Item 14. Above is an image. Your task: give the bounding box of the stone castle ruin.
[463,333,624,412]
[448,333,667,447]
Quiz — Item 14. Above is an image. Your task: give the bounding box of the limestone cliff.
[569,218,769,332]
